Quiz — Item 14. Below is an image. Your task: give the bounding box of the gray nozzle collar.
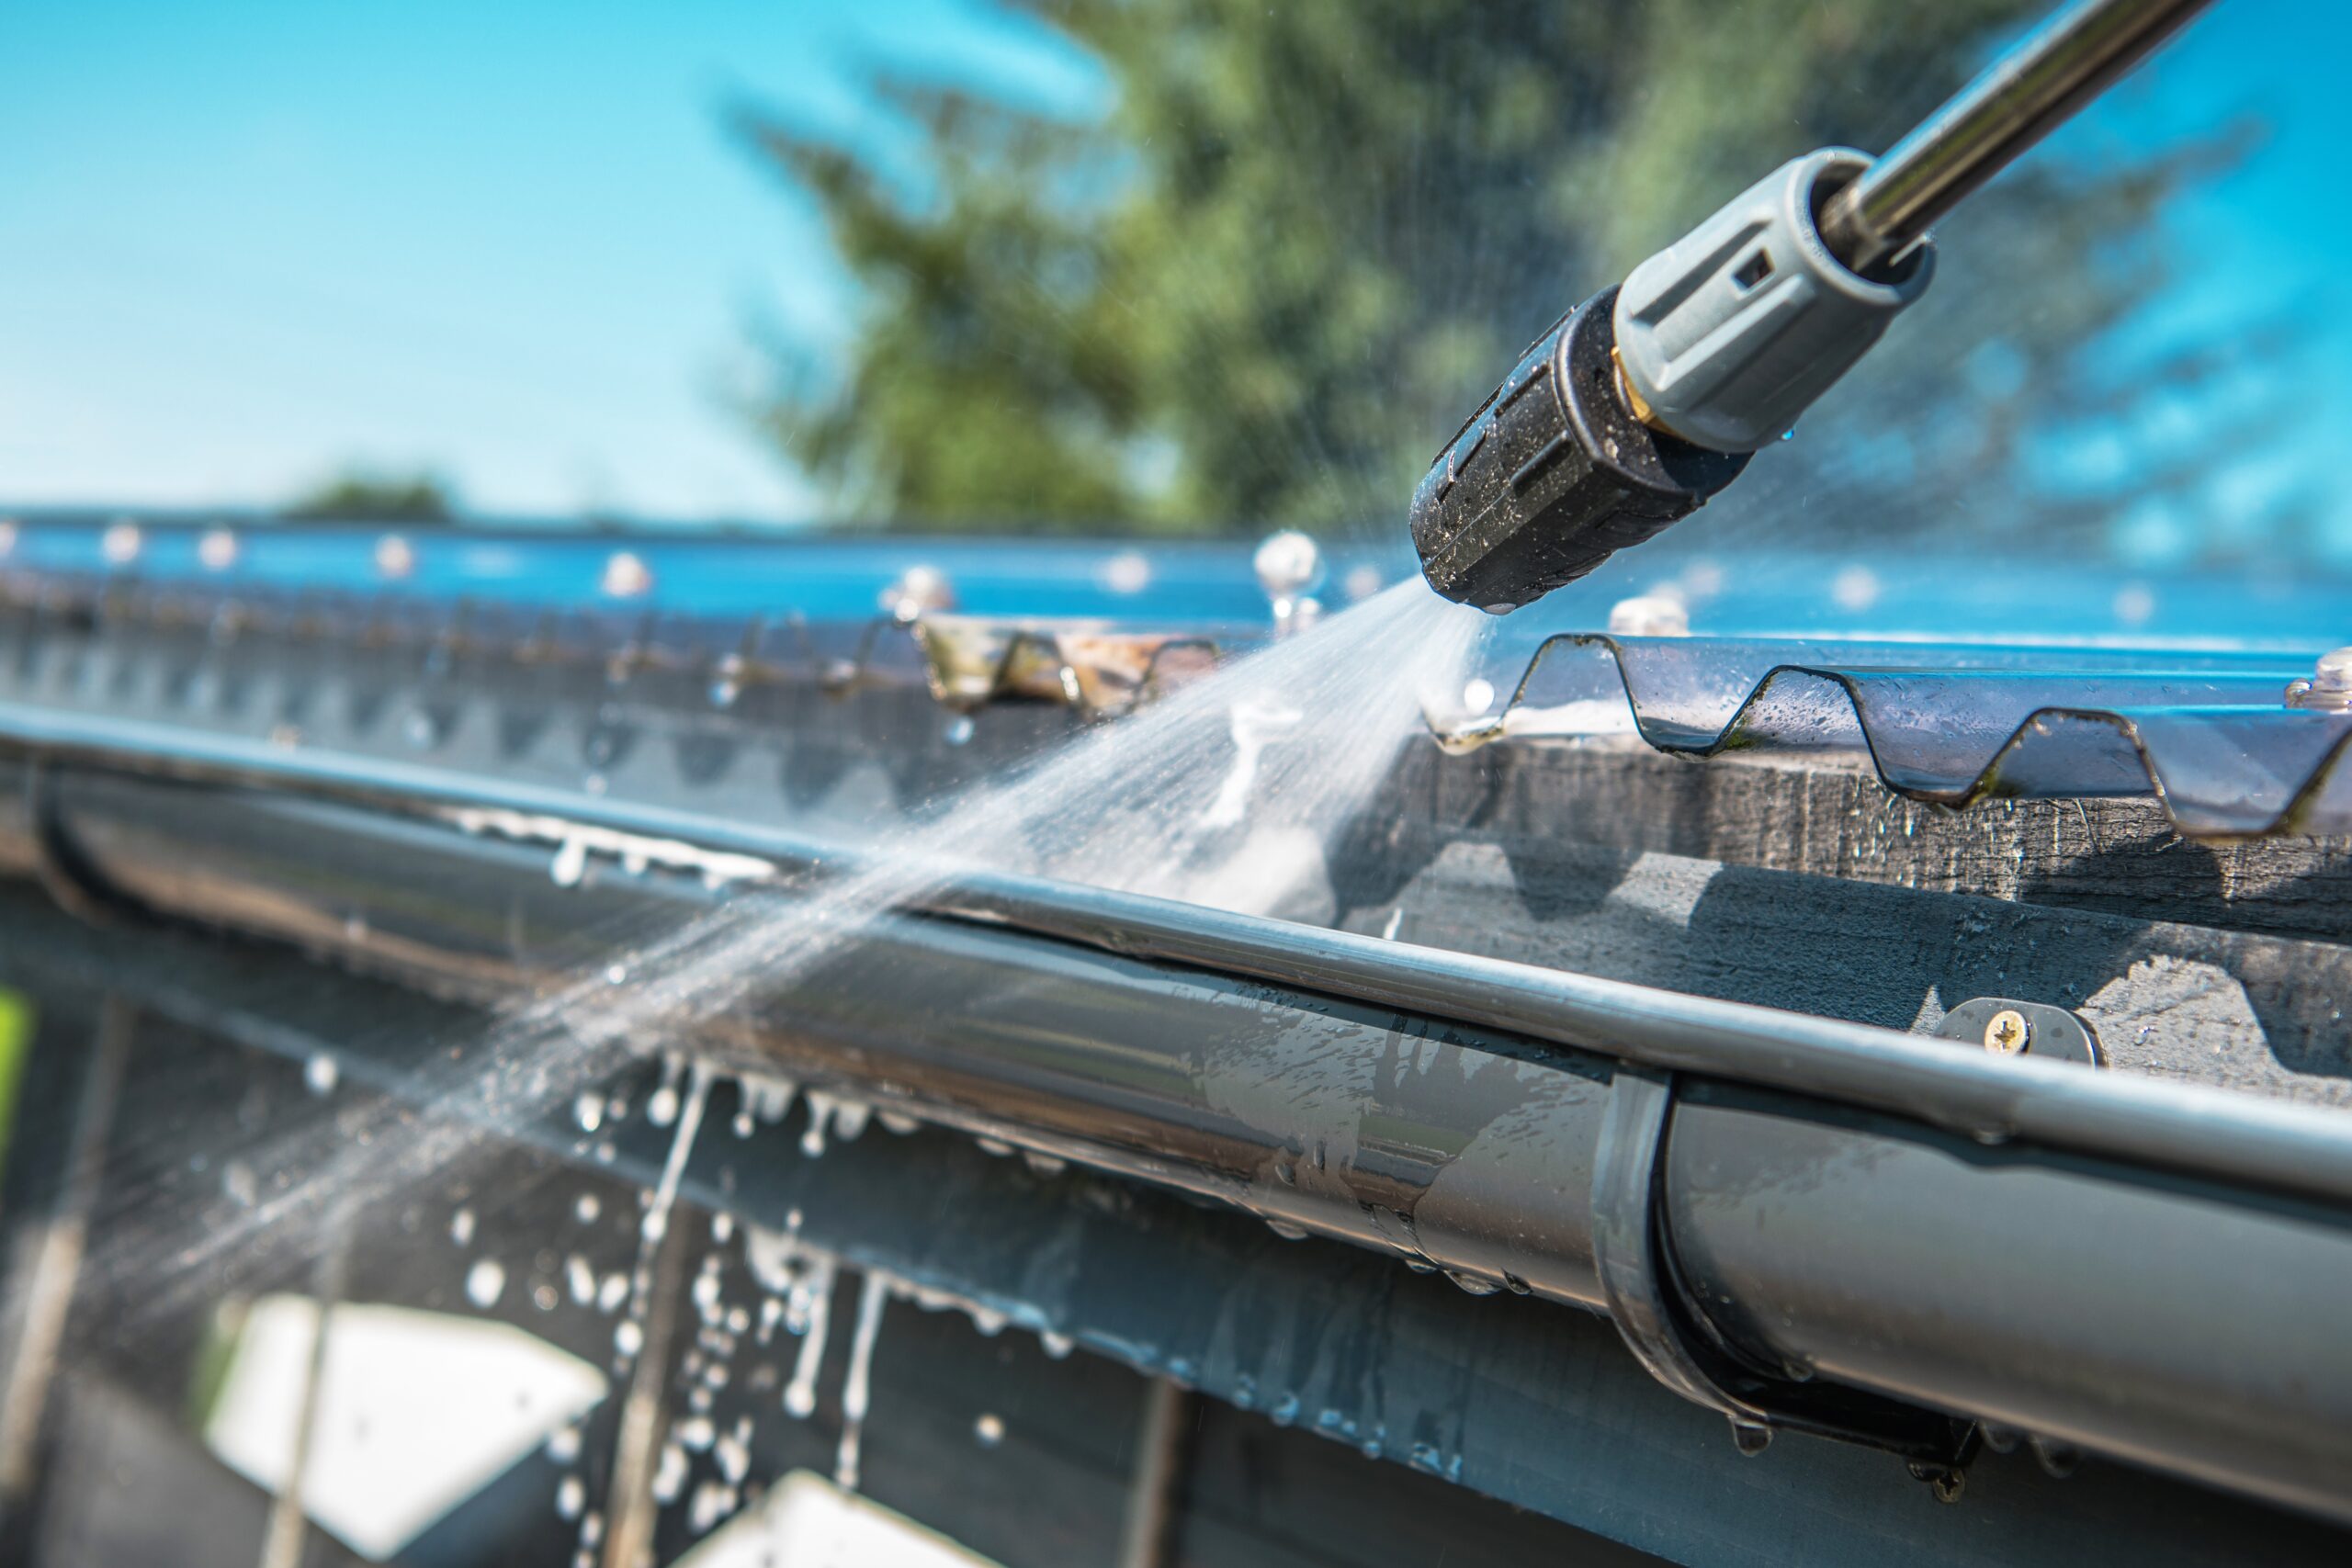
[1611,148,1933,454]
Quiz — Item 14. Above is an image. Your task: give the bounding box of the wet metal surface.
[4,755,2352,1524]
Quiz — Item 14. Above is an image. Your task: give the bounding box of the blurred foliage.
[0,990,30,1201]
[744,0,2248,546]
[283,469,459,525]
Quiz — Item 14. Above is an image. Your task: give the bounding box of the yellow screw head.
[1984,1010,2030,1055]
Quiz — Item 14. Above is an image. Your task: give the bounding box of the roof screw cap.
[881,564,956,623]
[2285,646,2352,711]
[1254,530,1324,637]
[1607,593,1690,637]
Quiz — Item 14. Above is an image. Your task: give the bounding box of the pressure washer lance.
[1410,0,2215,615]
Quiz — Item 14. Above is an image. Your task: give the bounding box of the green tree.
[283,468,459,525]
[743,0,2237,548]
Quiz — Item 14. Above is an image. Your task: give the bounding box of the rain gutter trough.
[0,702,2346,1524]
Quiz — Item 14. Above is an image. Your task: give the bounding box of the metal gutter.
[1,714,2350,1520]
[0,699,2346,1206]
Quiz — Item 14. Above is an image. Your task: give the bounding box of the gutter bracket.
[1592,1066,1980,1489]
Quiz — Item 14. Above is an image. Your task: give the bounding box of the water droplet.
[973,1413,1005,1448]
[303,1053,339,1097]
[547,1425,582,1463]
[615,1319,644,1358]
[784,1255,837,1418]
[686,1481,738,1534]
[449,1207,476,1247]
[800,1090,841,1157]
[834,1271,891,1493]
[652,1442,689,1503]
[575,1193,602,1224]
[555,1474,585,1521]
[466,1258,507,1308]
[944,715,975,746]
[573,1093,604,1134]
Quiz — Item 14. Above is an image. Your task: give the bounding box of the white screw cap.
[1252,531,1323,602]
[880,564,956,622]
[1607,593,1690,637]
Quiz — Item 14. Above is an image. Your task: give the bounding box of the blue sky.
[0,0,2345,537]
[0,0,1098,520]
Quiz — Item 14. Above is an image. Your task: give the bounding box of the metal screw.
[1909,1459,1968,1503]
[1983,1009,2030,1055]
